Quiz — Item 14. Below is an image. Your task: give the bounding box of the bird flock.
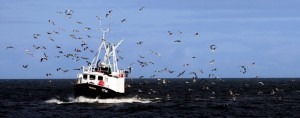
[2,7,259,80]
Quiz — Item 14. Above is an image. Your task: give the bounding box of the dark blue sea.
[0,78,299,117]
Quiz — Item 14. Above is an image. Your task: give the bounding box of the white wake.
[45,96,152,104]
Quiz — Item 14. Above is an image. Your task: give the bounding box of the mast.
[89,13,123,73]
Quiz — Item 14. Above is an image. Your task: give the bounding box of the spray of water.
[45,96,152,104]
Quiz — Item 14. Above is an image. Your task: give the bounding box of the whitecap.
[45,96,152,104]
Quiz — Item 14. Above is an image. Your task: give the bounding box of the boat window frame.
[90,75,96,80]
[98,76,103,80]
[83,74,88,80]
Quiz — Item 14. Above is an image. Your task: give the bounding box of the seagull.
[155,52,161,57]
[139,7,144,11]
[136,41,143,45]
[58,28,65,31]
[87,35,92,38]
[54,31,59,34]
[56,11,63,14]
[65,9,74,14]
[121,19,126,23]
[46,73,52,77]
[168,31,173,35]
[56,68,62,71]
[83,27,91,31]
[199,70,204,73]
[65,9,74,18]
[33,34,41,39]
[209,59,215,65]
[183,64,189,66]
[41,53,48,62]
[177,70,186,77]
[76,21,83,24]
[150,75,156,78]
[73,29,80,33]
[174,40,181,42]
[49,37,54,41]
[149,61,154,65]
[74,48,81,52]
[210,45,217,52]
[63,70,69,73]
[178,31,183,34]
[106,10,112,17]
[24,49,34,57]
[209,74,215,78]
[240,66,248,74]
[48,20,55,25]
[22,65,28,69]
[33,45,40,49]
[189,72,198,78]
[6,46,14,49]
[139,55,145,59]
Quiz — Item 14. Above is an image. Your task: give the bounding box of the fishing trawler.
[74,18,129,98]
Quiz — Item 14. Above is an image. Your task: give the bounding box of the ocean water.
[0,78,299,117]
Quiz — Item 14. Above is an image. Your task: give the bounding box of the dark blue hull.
[74,83,123,98]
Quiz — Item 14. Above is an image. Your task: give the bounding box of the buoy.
[119,73,123,78]
[99,80,105,86]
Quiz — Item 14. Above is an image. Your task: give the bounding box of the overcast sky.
[1,0,300,79]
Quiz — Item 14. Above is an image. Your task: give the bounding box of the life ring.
[119,73,123,78]
[99,80,105,86]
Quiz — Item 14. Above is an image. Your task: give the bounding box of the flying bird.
[136,41,143,45]
[189,72,198,78]
[76,21,83,24]
[22,65,28,69]
[106,10,112,17]
[168,31,173,35]
[209,59,215,65]
[121,19,126,23]
[84,27,91,31]
[252,62,256,66]
[48,20,55,25]
[177,70,186,77]
[174,40,181,42]
[139,7,144,11]
[6,46,14,49]
[210,45,217,52]
[41,53,48,62]
[46,73,52,77]
[240,66,248,74]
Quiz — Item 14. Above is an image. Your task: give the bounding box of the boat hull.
[74,83,123,99]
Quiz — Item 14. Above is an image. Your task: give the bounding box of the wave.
[45,96,153,104]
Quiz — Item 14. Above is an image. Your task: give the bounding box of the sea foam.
[45,96,152,104]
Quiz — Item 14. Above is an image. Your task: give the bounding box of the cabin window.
[90,75,96,80]
[83,74,87,80]
[98,76,103,80]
